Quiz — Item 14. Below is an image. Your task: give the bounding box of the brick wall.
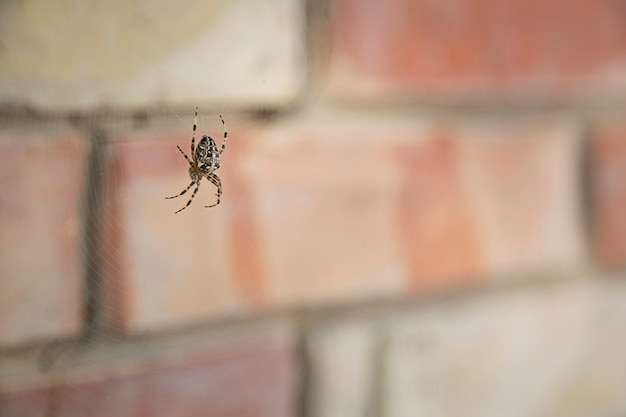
[2,1,626,416]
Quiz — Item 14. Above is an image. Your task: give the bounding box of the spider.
[165,107,227,214]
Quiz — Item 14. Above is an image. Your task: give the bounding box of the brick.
[0,131,84,348]
[382,278,626,417]
[103,121,247,333]
[106,114,582,333]
[0,0,304,111]
[456,121,584,276]
[396,135,482,290]
[0,387,49,417]
[0,330,294,417]
[241,118,411,306]
[590,124,626,269]
[303,280,626,417]
[62,347,292,417]
[307,322,379,417]
[329,0,626,99]
[244,116,582,305]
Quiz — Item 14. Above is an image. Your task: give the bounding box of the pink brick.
[0,132,83,348]
[591,124,626,269]
[105,115,583,332]
[241,117,583,303]
[103,129,248,333]
[456,121,584,275]
[0,387,49,417]
[329,0,626,99]
[0,338,294,417]
[63,347,292,417]
[240,122,412,304]
[396,136,482,290]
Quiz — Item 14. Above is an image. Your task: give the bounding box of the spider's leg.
[205,173,222,208]
[165,180,195,200]
[176,145,193,166]
[174,179,201,214]
[191,107,198,156]
[218,114,228,154]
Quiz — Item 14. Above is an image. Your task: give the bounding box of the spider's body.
[194,136,220,174]
[166,108,228,214]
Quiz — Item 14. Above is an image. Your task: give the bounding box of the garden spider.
[165,107,227,214]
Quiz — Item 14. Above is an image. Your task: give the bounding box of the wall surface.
[1,1,626,416]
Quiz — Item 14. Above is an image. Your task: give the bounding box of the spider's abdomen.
[195,135,220,173]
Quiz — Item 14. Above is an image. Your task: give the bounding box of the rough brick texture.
[0,132,84,348]
[591,124,626,270]
[329,0,626,99]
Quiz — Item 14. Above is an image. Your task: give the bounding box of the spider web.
[0,1,295,400]
[2,0,317,415]
[0,1,306,408]
[0,100,285,416]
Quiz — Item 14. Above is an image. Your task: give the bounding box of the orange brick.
[329,0,626,99]
[0,132,84,348]
[591,124,626,269]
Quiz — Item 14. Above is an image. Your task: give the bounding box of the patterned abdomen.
[195,135,221,173]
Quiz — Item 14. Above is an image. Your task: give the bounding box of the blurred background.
[1,0,626,416]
